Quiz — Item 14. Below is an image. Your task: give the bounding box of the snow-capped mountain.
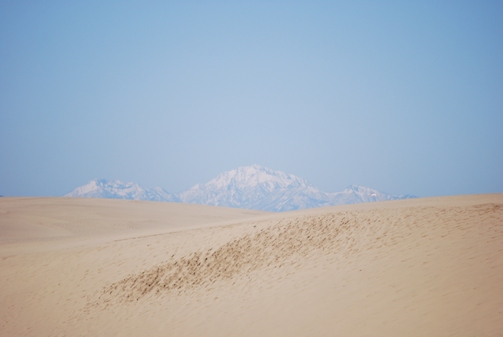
[65,165,416,211]
[327,184,417,205]
[178,165,416,211]
[65,179,179,202]
[178,164,326,211]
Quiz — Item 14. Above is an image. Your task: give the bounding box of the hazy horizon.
[64,164,420,197]
[1,2,502,198]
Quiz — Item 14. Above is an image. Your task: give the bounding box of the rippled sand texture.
[1,194,502,336]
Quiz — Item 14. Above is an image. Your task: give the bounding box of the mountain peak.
[65,179,179,202]
[94,178,113,185]
[192,165,311,192]
[344,185,375,193]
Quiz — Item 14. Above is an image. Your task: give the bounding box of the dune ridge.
[97,201,502,307]
[1,194,502,336]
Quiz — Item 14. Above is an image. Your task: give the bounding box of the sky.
[1,1,502,198]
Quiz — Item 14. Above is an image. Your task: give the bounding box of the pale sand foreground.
[1,195,502,336]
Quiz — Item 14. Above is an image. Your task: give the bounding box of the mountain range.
[65,165,417,211]
[65,179,179,202]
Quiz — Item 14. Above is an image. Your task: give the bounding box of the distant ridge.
[65,179,179,202]
[65,165,416,211]
[178,165,416,211]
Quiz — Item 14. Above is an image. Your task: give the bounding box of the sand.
[1,194,502,336]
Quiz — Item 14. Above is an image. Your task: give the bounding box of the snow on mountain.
[178,165,321,211]
[178,165,416,212]
[65,166,416,211]
[327,185,416,205]
[65,179,179,202]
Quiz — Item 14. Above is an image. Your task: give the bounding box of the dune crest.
[1,194,502,336]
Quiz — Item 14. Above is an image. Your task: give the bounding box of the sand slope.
[1,194,502,336]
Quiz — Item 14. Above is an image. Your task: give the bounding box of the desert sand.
[1,194,502,336]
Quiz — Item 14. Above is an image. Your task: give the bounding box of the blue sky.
[1,1,502,197]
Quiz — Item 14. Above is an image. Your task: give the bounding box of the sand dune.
[1,194,502,336]
[0,197,267,251]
